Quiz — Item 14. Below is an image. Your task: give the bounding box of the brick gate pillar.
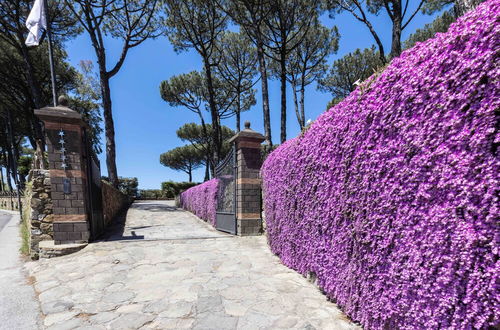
[35,96,90,245]
[229,121,265,236]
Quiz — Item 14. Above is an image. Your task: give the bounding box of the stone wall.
[24,170,54,259]
[0,193,20,211]
[102,181,131,226]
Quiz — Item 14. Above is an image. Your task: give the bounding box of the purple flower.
[180,178,218,226]
[261,1,500,328]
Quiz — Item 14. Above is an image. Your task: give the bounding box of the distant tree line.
[160,123,234,182]
[138,181,198,199]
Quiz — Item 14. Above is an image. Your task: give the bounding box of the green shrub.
[161,181,198,198]
[138,189,164,199]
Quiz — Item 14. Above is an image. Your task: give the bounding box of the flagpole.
[43,0,57,107]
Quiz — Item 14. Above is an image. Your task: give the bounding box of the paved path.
[26,201,359,330]
[0,210,41,330]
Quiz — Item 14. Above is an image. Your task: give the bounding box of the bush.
[161,181,198,198]
[261,2,499,329]
[138,189,164,199]
[179,179,218,226]
[118,177,138,197]
[101,176,139,198]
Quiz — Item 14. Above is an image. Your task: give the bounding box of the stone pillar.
[229,121,265,236]
[35,97,90,245]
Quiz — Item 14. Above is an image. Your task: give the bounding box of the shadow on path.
[129,201,178,213]
[97,204,140,242]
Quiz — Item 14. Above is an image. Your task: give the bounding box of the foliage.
[159,145,204,182]
[102,176,138,197]
[177,123,235,161]
[138,189,164,199]
[118,177,139,197]
[0,40,78,140]
[263,0,320,143]
[160,71,237,123]
[162,0,227,162]
[179,179,219,226]
[421,0,454,14]
[318,46,384,105]
[160,71,206,117]
[174,122,235,180]
[286,18,339,129]
[160,68,238,176]
[161,181,198,198]
[323,0,426,60]
[16,147,33,183]
[220,0,274,147]
[403,10,456,49]
[0,43,102,157]
[68,60,103,155]
[214,31,258,131]
[261,2,499,328]
[0,1,102,178]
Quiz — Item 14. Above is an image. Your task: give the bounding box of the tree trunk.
[256,37,273,148]
[99,69,119,188]
[5,146,15,192]
[300,75,306,128]
[0,167,4,192]
[2,149,12,192]
[203,58,221,165]
[356,17,387,64]
[280,48,287,143]
[292,80,302,130]
[188,169,192,182]
[6,110,20,191]
[204,159,210,181]
[390,2,403,59]
[6,166,12,191]
[236,90,241,132]
[197,115,214,179]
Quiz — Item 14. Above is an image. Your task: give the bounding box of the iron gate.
[83,129,104,241]
[215,144,237,234]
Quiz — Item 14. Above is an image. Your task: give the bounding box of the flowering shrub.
[261,2,499,329]
[179,179,219,226]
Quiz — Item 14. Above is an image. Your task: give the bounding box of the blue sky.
[65,5,445,189]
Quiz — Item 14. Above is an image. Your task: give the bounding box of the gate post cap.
[34,97,87,127]
[58,95,69,106]
[229,121,265,145]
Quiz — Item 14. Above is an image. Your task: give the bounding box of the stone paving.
[0,210,41,329]
[26,201,359,330]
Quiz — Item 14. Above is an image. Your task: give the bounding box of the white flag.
[25,0,47,47]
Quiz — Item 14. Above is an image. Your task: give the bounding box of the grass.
[19,182,31,256]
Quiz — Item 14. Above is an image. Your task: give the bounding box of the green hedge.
[161,181,198,198]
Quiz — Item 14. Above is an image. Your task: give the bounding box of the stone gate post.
[229,121,265,236]
[35,96,90,245]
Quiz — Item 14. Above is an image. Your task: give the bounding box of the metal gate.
[215,144,237,234]
[83,129,104,241]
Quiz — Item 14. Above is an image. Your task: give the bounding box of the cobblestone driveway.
[26,201,359,330]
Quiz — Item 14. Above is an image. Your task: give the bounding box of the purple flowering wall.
[180,179,218,226]
[261,2,499,329]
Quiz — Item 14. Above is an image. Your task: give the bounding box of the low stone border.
[38,240,87,259]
